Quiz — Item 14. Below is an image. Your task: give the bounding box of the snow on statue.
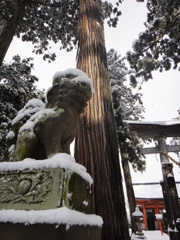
[5,68,94,161]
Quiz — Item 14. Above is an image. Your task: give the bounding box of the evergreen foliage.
[0,0,122,64]
[127,0,180,86]
[0,55,45,161]
[107,49,145,171]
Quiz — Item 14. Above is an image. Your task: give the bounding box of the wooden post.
[158,137,180,240]
[154,201,163,235]
[142,201,148,230]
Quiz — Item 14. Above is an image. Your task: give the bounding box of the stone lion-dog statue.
[6,68,94,161]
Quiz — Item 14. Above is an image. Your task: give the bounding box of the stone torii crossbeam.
[126,120,180,240]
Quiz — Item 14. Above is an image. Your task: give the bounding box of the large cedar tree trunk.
[75,1,129,239]
[0,0,27,66]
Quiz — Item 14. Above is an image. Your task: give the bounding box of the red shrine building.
[133,183,180,233]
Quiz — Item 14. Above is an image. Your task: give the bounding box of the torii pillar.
[126,121,180,240]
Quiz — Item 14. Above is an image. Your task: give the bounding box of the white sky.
[4,0,180,188]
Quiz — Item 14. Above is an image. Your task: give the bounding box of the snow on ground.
[143,230,169,239]
[130,230,170,240]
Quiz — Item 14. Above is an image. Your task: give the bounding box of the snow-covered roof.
[133,183,180,199]
[125,120,180,126]
[125,120,180,138]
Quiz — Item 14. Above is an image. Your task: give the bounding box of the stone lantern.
[131,207,147,240]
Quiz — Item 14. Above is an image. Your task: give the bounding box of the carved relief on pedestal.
[0,169,59,210]
[0,166,91,213]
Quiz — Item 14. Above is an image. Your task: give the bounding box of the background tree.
[107,49,145,171]
[127,0,180,86]
[0,55,44,161]
[107,48,145,232]
[0,0,27,65]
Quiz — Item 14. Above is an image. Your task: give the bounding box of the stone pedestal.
[0,154,102,240]
[0,223,101,240]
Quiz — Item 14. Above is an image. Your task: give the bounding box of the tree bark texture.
[121,153,137,233]
[75,1,129,239]
[0,0,27,66]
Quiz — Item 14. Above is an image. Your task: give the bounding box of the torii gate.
[126,120,180,240]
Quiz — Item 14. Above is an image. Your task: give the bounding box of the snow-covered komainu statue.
[6,69,94,161]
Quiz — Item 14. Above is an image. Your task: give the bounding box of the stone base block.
[0,155,92,213]
[0,222,101,240]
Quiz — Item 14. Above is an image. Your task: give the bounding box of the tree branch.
[28,0,59,8]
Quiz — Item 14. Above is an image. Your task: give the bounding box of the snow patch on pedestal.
[0,207,103,228]
[0,153,93,185]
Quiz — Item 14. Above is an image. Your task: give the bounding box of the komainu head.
[47,68,94,113]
